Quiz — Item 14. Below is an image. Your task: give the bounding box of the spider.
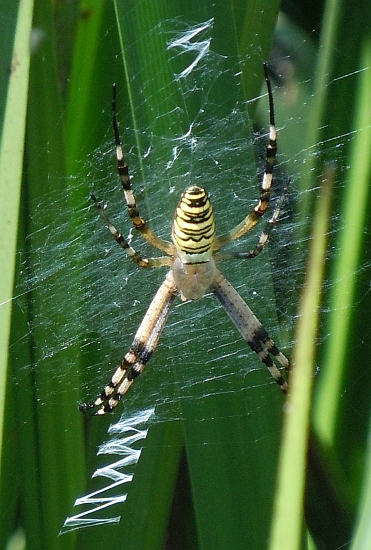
[79,63,290,415]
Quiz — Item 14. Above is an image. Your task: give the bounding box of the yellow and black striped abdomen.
[172,185,215,263]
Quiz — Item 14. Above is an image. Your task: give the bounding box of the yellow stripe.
[172,186,215,261]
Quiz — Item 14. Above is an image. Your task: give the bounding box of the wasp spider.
[80,63,290,415]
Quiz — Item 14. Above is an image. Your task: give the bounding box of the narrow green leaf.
[313,40,371,448]
[0,0,33,476]
[270,165,335,550]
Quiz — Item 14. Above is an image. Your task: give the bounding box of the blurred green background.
[1,0,371,549]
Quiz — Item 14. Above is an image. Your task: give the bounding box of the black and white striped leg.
[111,84,173,254]
[210,271,289,392]
[80,271,178,414]
[91,194,172,268]
[214,63,278,250]
[214,186,288,262]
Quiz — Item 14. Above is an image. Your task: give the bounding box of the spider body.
[172,185,217,300]
[80,64,290,415]
[173,185,215,262]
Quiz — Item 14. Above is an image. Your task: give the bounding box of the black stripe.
[177,211,213,225]
[180,244,213,254]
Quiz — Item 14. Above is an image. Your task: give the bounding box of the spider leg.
[214,63,277,250]
[91,194,172,268]
[79,270,178,414]
[214,186,287,262]
[112,84,173,254]
[209,271,289,392]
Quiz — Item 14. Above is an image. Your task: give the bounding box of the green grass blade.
[18,1,86,547]
[285,1,371,547]
[0,0,33,468]
[0,1,33,546]
[64,0,108,166]
[313,39,371,448]
[352,387,371,549]
[270,165,335,550]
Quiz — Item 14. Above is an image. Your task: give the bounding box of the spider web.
[15,19,298,415]
[9,13,369,537]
